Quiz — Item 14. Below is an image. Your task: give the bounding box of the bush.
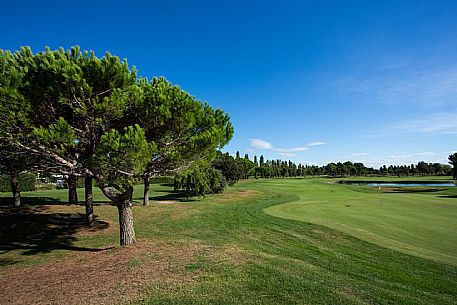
[0,172,37,192]
[174,168,209,198]
[207,167,227,194]
[212,152,244,185]
[174,166,226,198]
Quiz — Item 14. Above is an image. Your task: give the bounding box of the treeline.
[0,46,233,246]
[178,152,456,185]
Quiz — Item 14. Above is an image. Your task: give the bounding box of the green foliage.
[207,167,227,194]
[0,49,42,178]
[0,172,36,192]
[0,49,29,137]
[235,157,256,178]
[15,46,139,164]
[33,117,78,154]
[449,153,457,179]
[212,152,244,185]
[136,77,233,176]
[92,125,155,192]
[174,165,226,197]
[174,167,209,197]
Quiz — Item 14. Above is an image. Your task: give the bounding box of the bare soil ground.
[0,240,201,305]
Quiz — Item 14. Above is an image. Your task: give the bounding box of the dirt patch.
[74,219,116,237]
[157,200,176,205]
[216,189,260,203]
[0,240,202,305]
[236,190,259,198]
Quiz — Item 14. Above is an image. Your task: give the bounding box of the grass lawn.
[1,177,457,304]
[264,177,457,266]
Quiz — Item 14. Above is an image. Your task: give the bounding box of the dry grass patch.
[0,239,205,305]
[214,189,261,203]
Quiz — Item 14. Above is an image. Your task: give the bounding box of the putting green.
[261,178,457,266]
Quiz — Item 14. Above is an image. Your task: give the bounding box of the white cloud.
[307,142,326,146]
[278,152,298,157]
[351,153,370,156]
[250,139,273,149]
[273,147,308,153]
[249,138,311,158]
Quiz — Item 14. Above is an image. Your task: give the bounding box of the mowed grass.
[264,177,457,266]
[1,178,457,304]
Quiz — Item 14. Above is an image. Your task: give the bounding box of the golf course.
[1,177,456,304]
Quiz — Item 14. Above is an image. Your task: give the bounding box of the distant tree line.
[179,151,456,185]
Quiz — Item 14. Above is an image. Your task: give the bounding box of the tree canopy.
[0,46,233,246]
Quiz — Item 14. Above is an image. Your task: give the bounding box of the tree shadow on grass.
[385,188,443,194]
[150,190,195,202]
[0,205,112,264]
[438,195,457,198]
[0,196,66,208]
[0,196,121,207]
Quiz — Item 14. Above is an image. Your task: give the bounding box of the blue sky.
[2,0,456,167]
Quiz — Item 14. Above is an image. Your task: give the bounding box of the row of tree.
[0,46,233,245]
[225,152,457,179]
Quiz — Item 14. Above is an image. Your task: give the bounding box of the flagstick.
[379,186,382,206]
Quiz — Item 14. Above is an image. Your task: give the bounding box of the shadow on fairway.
[385,188,443,194]
[438,194,457,198]
[150,191,195,202]
[0,196,67,207]
[146,184,196,202]
[0,196,127,207]
[0,205,111,264]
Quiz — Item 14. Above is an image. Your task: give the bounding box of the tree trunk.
[84,176,94,225]
[97,182,136,246]
[10,171,20,207]
[117,201,136,246]
[143,174,150,206]
[68,175,79,204]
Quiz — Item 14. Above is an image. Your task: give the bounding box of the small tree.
[174,166,210,198]
[174,165,226,198]
[91,125,154,245]
[449,153,457,179]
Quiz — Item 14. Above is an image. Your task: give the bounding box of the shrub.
[0,172,37,192]
[207,167,227,194]
[174,166,226,198]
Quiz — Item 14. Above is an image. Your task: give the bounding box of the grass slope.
[1,179,457,304]
[264,178,457,266]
